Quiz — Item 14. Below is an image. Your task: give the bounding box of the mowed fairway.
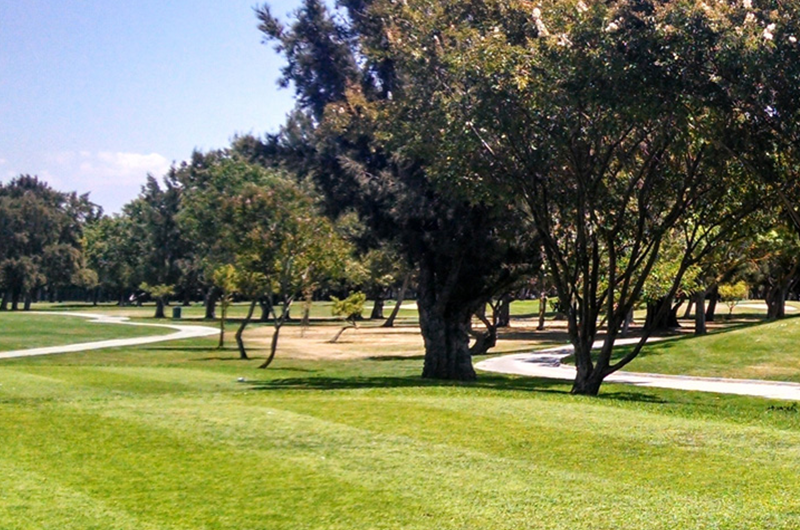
[3,317,800,528]
[613,316,800,382]
[0,313,172,351]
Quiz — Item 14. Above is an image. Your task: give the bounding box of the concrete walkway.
[0,312,218,360]
[475,338,800,401]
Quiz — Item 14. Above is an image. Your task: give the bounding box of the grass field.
[0,313,171,352]
[615,316,800,382]
[3,308,800,529]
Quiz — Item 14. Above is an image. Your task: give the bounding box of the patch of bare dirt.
[242,324,425,360]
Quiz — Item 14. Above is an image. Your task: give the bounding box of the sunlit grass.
[0,313,171,352]
[2,325,800,528]
[616,316,800,382]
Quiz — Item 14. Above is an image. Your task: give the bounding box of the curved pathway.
[476,338,800,401]
[0,312,218,360]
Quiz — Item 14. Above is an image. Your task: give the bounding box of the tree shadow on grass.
[141,346,219,352]
[247,373,566,395]
[244,373,674,405]
[596,391,667,404]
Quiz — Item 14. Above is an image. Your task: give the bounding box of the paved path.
[0,312,218,360]
[475,338,800,401]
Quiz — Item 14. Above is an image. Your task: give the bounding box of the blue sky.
[0,0,300,213]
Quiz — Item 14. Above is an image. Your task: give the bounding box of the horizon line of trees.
[6,0,800,396]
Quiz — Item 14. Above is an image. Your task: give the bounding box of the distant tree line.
[6,0,800,396]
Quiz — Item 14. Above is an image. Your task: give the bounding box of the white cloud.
[95,151,171,181]
[44,150,173,213]
[0,157,7,165]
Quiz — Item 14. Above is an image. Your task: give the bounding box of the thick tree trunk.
[570,339,606,396]
[694,289,707,336]
[645,298,679,331]
[418,307,476,380]
[204,287,219,320]
[571,370,605,395]
[766,285,787,320]
[11,290,20,311]
[370,298,385,320]
[417,282,477,381]
[235,300,257,360]
[154,299,166,319]
[382,273,411,328]
[23,292,32,311]
[0,291,8,311]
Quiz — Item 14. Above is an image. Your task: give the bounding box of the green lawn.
[615,316,800,382]
[0,313,172,352]
[2,327,800,528]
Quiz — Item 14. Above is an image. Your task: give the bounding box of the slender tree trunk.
[300,290,313,337]
[370,298,385,320]
[259,298,292,369]
[705,285,719,322]
[382,273,411,328]
[235,300,257,360]
[154,299,166,319]
[204,286,219,320]
[496,293,512,328]
[621,308,633,337]
[259,298,272,322]
[329,323,356,343]
[682,297,694,319]
[694,289,707,335]
[537,291,547,331]
[469,313,497,356]
[217,302,227,348]
[259,324,282,369]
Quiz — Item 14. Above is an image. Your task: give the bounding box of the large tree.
[371,0,765,394]
[0,175,98,310]
[257,0,540,380]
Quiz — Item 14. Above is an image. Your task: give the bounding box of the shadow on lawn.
[245,374,669,404]
[245,373,565,393]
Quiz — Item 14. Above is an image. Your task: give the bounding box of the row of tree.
[6,0,800,396]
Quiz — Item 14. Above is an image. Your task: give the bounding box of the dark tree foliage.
[256,0,540,380]
[0,175,100,310]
